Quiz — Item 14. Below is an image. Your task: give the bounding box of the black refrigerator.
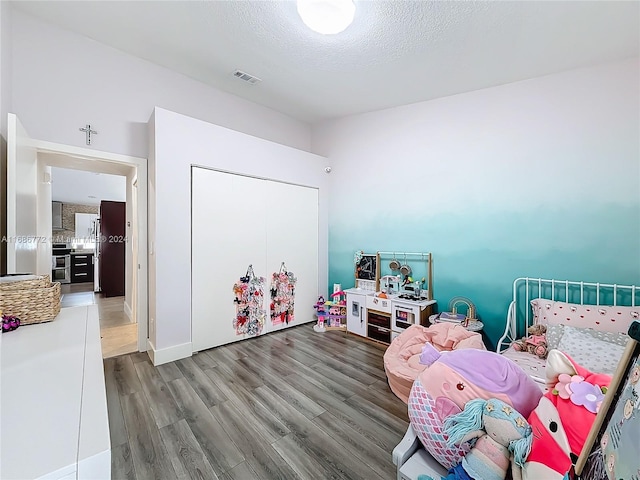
[99,200,125,297]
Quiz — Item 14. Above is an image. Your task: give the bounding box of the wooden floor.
[61,283,137,358]
[105,325,408,480]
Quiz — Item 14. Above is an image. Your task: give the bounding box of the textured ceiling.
[11,1,640,123]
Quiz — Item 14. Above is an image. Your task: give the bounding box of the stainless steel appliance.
[52,201,63,230]
[51,243,71,284]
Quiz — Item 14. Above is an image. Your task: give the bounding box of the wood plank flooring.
[61,282,137,358]
[105,324,408,480]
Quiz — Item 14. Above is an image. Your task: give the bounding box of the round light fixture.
[297,0,356,35]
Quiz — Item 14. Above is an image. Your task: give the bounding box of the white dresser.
[0,305,111,480]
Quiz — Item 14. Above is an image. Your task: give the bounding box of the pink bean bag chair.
[383,323,486,404]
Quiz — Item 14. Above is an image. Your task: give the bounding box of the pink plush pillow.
[407,348,543,469]
[531,299,639,334]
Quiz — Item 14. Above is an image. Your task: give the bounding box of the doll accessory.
[232,265,266,337]
[270,262,296,325]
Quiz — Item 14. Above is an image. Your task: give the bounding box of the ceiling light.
[297,0,356,35]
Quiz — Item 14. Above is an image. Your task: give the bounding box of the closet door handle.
[360,306,363,324]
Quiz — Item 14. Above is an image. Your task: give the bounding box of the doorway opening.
[5,113,148,356]
[39,147,147,355]
[50,165,135,358]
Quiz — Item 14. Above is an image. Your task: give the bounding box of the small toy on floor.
[512,324,548,359]
[2,313,21,333]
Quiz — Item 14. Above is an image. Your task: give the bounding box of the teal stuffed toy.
[421,398,532,480]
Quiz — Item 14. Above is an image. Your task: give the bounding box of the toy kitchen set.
[344,251,436,344]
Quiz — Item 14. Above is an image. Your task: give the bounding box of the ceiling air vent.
[233,70,262,85]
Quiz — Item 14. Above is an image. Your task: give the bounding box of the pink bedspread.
[383,323,486,403]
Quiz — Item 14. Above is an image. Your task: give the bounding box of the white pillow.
[556,325,626,376]
[547,324,629,350]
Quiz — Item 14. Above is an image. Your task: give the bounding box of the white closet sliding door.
[191,168,267,352]
[191,167,318,352]
[265,180,318,332]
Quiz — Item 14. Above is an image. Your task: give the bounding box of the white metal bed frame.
[496,277,640,353]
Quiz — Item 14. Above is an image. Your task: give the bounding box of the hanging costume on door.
[233,265,266,337]
[270,262,296,325]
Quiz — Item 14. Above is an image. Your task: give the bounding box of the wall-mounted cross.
[79,124,98,145]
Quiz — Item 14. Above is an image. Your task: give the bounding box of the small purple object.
[570,380,605,413]
[419,342,442,366]
[2,314,21,333]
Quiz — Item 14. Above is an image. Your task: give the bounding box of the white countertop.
[392,297,437,308]
[343,287,376,295]
[0,305,110,480]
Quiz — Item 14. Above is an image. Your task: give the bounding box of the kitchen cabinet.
[71,253,94,283]
[345,289,370,337]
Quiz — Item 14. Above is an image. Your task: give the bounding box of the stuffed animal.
[441,398,533,480]
[518,349,612,480]
[512,324,548,358]
[407,344,543,469]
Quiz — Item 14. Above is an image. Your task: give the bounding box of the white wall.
[147,112,157,346]
[9,8,312,159]
[149,107,329,364]
[312,58,640,345]
[0,2,13,274]
[0,1,11,138]
[36,161,52,276]
[124,171,134,321]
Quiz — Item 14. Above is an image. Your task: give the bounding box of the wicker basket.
[0,275,61,325]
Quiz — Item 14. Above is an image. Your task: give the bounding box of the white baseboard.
[123,301,133,322]
[147,339,192,366]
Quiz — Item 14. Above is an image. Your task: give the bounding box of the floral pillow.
[531,299,639,334]
[555,326,626,376]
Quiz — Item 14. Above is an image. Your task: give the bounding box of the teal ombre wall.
[312,59,640,348]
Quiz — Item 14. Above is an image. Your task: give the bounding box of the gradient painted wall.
[312,58,640,347]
